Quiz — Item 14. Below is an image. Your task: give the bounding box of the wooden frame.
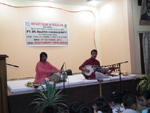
[139,33,145,74]
[140,0,150,25]
[0,55,9,113]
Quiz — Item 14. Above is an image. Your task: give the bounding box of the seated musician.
[79,49,112,79]
[34,52,60,83]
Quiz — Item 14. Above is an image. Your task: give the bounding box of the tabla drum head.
[50,73,61,83]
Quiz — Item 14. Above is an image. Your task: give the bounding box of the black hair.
[123,94,137,108]
[138,90,150,100]
[148,108,150,113]
[94,97,112,113]
[40,52,47,61]
[91,49,97,55]
[77,105,94,113]
[122,89,131,97]
[111,91,123,104]
[69,102,81,113]
[42,105,58,113]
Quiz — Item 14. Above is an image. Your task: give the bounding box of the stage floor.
[7,73,137,94]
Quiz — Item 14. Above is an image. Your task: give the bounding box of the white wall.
[98,0,134,73]
[0,0,101,79]
[1,0,146,79]
[132,0,150,74]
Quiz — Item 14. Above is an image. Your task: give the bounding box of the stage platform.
[7,74,142,113]
[7,74,136,94]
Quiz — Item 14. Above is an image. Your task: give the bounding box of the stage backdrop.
[0,2,96,79]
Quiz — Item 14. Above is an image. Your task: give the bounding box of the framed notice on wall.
[24,20,69,46]
[140,0,150,25]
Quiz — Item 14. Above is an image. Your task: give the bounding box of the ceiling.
[31,0,112,7]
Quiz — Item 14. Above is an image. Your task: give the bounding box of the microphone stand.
[103,61,128,92]
[61,70,66,95]
[60,62,65,95]
[118,63,122,92]
[6,63,19,68]
[116,61,128,92]
[62,71,66,95]
[60,70,67,113]
[103,61,128,67]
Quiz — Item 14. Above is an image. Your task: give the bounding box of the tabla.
[50,72,68,83]
[50,73,61,83]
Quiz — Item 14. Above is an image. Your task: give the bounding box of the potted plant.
[136,74,150,91]
[29,80,68,113]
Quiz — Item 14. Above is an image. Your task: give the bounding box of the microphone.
[60,62,65,71]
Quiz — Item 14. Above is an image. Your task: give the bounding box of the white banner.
[24,20,69,46]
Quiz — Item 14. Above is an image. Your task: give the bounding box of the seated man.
[34,52,60,83]
[79,49,112,79]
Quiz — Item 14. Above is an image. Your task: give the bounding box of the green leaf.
[41,103,49,110]
[52,95,64,102]
[33,95,47,101]
[36,105,43,113]
[139,80,148,91]
[34,103,43,111]
[57,106,64,112]
[29,82,68,112]
[136,79,147,91]
[148,84,150,90]
[32,98,47,102]
[55,102,68,108]
[147,74,150,84]
[40,84,46,95]
[29,101,41,106]
[37,90,48,100]
[46,82,52,100]
[50,83,56,100]
[140,83,146,91]
[55,89,63,97]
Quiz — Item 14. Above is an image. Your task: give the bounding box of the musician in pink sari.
[34,52,60,83]
[79,49,111,79]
